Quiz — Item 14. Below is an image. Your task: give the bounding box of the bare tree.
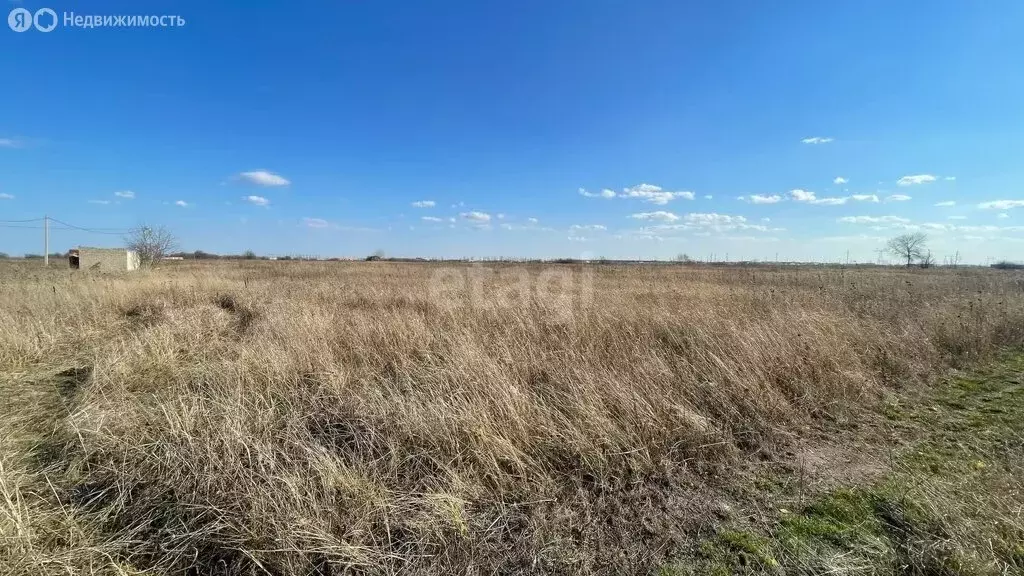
[886,232,929,267]
[949,250,961,268]
[125,224,177,266]
[919,250,935,269]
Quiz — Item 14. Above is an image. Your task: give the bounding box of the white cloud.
[501,221,554,231]
[851,194,880,203]
[801,137,834,144]
[833,177,848,185]
[789,189,815,202]
[629,211,679,222]
[790,189,848,205]
[619,211,783,242]
[460,211,491,222]
[761,217,770,223]
[244,195,270,206]
[820,234,887,243]
[978,200,1024,210]
[239,170,290,187]
[838,215,911,224]
[0,138,21,148]
[812,197,847,206]
[786,190,880,205]
[647,213,774,234]
[934,200,956,207]
[174,200,189,207]
[613,230,665,241]
[998,213,1010,219]
[896,174,936,187]
[0,193,13,200]
[580,183,695,204]
[739,194,783,204]
[578,187,617,199]
[885,194,912,202]
[944,176,956,181]
[570,224,607,231]
[957,224,1024,233]
[704,194,713,200]
[721,235,780,242]
[568,236,590,242]
[303,218,330,228]
[114,190,135,199]
[620,183,695,204]
[87,200,111,205]
[497,213,505,219]
[948,216,967,220]
[411,200,435,208]
[682,213,748,227]
[880,222,1024,238]
[421,216,444,222]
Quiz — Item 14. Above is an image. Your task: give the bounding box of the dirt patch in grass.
[215,293,259,335]
[54,365,92,401]
[122,300,167,328]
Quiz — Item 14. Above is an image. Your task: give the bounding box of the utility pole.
[43,215,49,267]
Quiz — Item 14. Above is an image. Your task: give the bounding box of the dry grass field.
[1,259,1023,575]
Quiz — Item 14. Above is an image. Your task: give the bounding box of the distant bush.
[991,261,1024,270]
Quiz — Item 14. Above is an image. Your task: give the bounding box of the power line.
[51,227,126,235]
[47,217,129,235]
[0,224,126,234]
[0,217,129,233]
[0,216,133,267]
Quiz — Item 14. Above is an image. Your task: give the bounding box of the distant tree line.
[6,228,1022,269]
[165,250,324,261]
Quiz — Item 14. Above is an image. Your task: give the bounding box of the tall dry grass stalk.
[1,260,1022,574]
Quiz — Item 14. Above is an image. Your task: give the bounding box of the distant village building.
[69,247,141,271]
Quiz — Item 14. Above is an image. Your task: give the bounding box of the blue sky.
[2,0,1023,262]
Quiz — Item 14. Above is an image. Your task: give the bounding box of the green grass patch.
[666,353,1024,575]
